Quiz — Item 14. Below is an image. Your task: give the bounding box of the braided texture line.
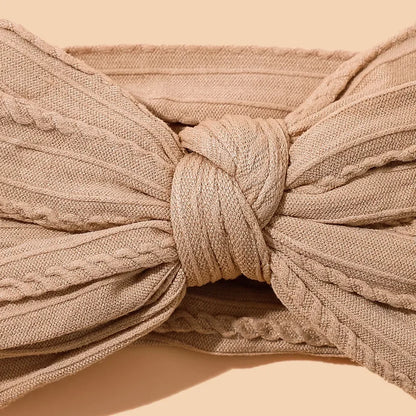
[0,198,132,232]
[311,144,416,191]
[0,242,177,302]
[300,257,416,311]
[155,308,331,346]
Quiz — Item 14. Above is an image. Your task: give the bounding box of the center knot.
[171,115,289,287]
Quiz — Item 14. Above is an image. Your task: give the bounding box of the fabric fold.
[0,18,416,408]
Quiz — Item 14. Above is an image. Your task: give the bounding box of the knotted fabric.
[172,116,289,286]
[1,19,416,407]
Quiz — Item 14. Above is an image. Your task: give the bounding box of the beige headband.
[1,19,416,407]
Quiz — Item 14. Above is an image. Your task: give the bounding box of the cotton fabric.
[0,19,416,407]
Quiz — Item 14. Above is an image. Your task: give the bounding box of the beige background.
[1,0,416,415]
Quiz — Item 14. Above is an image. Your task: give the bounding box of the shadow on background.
[0,344,353,416]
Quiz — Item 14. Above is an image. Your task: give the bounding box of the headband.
[0,19,416,407]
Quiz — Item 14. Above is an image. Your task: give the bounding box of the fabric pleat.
[0,18,416,407]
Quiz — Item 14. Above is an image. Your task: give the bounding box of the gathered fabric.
[0,19,416,407]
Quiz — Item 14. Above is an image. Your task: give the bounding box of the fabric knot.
[170,114,289,287]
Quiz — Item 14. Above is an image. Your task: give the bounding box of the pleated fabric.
[0,19,416,406]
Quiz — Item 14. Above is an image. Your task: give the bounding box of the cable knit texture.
[1,19,416,407]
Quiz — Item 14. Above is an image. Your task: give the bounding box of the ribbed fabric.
[0,19,416,407]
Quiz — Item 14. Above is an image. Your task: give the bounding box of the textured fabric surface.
[0,18,416,407]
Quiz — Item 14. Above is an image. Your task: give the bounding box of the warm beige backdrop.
[1,1,416,415]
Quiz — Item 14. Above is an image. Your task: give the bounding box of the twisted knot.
[171,114,290,287]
